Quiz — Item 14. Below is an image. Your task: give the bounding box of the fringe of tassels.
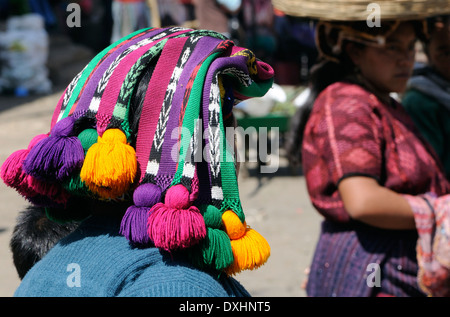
[1,119,270,276]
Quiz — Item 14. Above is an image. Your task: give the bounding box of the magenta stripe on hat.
[135,37,188,181]
[70,28,165,122]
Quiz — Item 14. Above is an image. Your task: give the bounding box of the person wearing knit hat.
[280,2,450,296]
[2,26,273,297]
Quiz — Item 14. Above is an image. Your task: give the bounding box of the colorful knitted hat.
[1,27,274,275]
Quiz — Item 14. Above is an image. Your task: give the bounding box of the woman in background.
[290,19,449,296]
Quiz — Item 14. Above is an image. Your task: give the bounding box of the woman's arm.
[338,176,416,230]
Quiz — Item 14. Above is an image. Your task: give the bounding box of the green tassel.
[189,227,234,271]
[78,128,99,152]
[62,174,92,197]
[203,228,234,270]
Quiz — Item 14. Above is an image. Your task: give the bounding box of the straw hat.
[272,0,450,21]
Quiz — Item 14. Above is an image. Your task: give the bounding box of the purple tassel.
[23,116,84,181]
[120,205,152,245]
[120,183,162,245]
[133,183,162,207]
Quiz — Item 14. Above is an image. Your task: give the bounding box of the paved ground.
[0,87,322,297]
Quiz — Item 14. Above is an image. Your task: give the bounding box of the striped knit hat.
[1,27,273,275]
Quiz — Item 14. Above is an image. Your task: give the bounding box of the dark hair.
[10,205,79,279]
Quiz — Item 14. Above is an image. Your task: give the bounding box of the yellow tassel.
[222,210,270,275]
[80,129,137,199]
[225,227,271,275]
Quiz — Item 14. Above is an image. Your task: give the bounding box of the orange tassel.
[222,210,270,275]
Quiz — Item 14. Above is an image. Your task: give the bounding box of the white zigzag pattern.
[221,67,252,87]
[152,35,201,153]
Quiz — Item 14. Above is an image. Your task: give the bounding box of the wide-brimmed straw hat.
[273,1,446,62]
[272,0,450,21]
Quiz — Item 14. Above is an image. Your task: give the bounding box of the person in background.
[193,0,242,39]
[241,0,276,64]
[111,0,152,43]
[291,18,450,296]
[402,15,450,181]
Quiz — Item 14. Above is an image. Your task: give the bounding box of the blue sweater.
[14,215,250,297]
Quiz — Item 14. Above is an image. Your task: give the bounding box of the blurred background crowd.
[0,0,318,97]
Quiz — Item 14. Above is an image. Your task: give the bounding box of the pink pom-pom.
[1,149,29,187]
[147,192,206,251]
[0,134,48,189]
[164,184,191,209]
[27,175,70,205]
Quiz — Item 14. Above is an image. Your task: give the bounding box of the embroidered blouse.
[302,81,450,296]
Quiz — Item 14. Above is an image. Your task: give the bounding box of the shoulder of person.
[403,88,442,109]
[116,260,250,297]
[324,81,375,99]
[314,81,378,115]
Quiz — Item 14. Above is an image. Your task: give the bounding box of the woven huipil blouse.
[302,81,450,297]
